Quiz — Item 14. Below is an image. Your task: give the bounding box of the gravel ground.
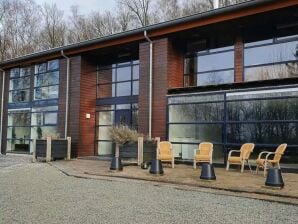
[0,154,32,168]
[0,159,297,224]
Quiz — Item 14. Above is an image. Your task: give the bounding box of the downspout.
[61,50,70,138]
[144,30,153,139]
[0,68,5,155]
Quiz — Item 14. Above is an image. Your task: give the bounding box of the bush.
[109,125,139,146]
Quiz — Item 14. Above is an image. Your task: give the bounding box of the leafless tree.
[67,5,94,43]
[118,0,152,27]
[39,3,66,49]
[91,11,120,37]
[0,0,40,60]
[182,0,213,16]
[152,0,181,23]
[116,4,133,32]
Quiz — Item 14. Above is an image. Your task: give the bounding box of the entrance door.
[115,110,132,126]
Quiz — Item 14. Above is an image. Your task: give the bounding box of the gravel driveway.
[0,159,297,224]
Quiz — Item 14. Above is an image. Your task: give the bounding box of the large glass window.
[30,106,59,140]
[97,60,139,98]
[95,104,138,156]
[168,86,298,164]
[7,109,31,152]
[184,37,235,87]
[9,67,31,103]
[34,60,59,100]
[244,36,298,81]
[7,59,60,153]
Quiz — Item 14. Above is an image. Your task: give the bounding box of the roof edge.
[0,0,289,68]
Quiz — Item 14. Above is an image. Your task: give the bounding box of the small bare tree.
[67,5,95,43]
[118,0,152,27]
[152,0,181,23]
[40,3,66,49]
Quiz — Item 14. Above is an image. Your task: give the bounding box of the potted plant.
[109,125,157,164]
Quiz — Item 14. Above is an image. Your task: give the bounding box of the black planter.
[200,163,216,180]
[143,142,157,163]
[149,160,164,175]
[119,143,138,159]
[36,139,67,159]
[110,157,123,171]
[265,168,284,188]
[119,141,157,162]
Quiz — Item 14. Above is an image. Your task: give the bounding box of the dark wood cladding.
[167,41,183,89]
[58,56,82,157]
[138,42,150,137]
[235,35,244,83]
[78,56,97,156]
[139,38,183,141]
[1,72,9,154]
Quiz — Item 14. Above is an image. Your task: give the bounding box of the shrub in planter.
[109,125,157,162]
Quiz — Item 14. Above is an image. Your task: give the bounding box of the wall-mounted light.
[86,113,91,119]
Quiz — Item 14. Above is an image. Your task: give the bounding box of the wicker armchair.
[157,141,174,168]
[226,143,255,173]
[256,144,287,176]
[193,142,213,169]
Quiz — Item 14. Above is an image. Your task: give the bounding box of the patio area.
[50,158,298,205]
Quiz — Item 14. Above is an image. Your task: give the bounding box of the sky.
[36,0,117,16]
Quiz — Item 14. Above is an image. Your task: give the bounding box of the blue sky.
[36,0,116,16]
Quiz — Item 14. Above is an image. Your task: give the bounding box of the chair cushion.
[256,158,278,166]
[228,156,241,163]
[195,155,210,161]
[159,155,172,160]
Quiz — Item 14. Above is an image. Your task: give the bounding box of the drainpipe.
[0,68,5,154]
[144,30,153,139]
[61,50,70,138]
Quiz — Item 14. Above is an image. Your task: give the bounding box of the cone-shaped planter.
[265,168,284,188]
[149,159,164,175]
[110,157,123,171]
[200,163,216,180]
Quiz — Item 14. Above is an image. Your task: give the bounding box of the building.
[0,0,297,166]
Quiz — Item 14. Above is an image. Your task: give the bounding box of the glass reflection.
[245,63,298,81]
[169,103,224,123]
[198,51,234,72]
[197,70,234,86]
[245,40,298,66]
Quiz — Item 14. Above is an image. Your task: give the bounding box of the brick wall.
[97,68,113,98]
[1,71,9,154]
[58,56,82,157]
[78,56,97,156]
[139,37,184,140]
[167,41,184,89]
[235,35,244,82]
[139,42,150,137]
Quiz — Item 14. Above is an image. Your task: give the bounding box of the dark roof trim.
[0,0,285,67]
[168,78,298,95]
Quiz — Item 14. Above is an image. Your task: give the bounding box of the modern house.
[0,0,297,166]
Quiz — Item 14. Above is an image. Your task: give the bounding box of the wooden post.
[46,136,52,162]
[155,137,160,159]
[138,137,144,165]
[67,137,71,160]
[32,139,36,162]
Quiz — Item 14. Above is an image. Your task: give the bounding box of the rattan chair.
[256,144,287,176]
[226,143,255,173]
[157,141,174,168]
[193,142,213,169]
